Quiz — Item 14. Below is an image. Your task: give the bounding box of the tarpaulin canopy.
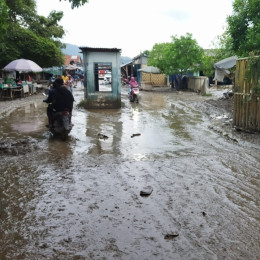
[213,56,238,82]
[43,67,63,76]
[63,64,79,70]
[214,56,238,70]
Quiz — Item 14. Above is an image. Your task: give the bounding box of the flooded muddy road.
[0,84,259,260]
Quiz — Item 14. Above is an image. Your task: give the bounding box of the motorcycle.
[43,89,73,140]
[48,108,72,140]
[128,77,140,103]
[129,87,140,102]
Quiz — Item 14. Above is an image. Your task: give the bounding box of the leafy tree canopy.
[0,0,65,69]
[227,0,260,57]
[148,33,203,76]
[0,0,8,42]
[148,33,203,89]
[60,0,88,9]
[200,51,216,78]
[200,31,237,78]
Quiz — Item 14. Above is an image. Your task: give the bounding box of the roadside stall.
[1,59,43,99]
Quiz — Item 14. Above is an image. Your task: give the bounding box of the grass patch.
[202,92,212,97]
[76,99,87,109]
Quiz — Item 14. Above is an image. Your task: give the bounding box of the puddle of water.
[11,120,44,133]
[0,102,46,137]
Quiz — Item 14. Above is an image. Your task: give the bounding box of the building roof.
[79,47,121,53]
[120,60,133,67]
[132,53,148,61]
[64,55,82,66]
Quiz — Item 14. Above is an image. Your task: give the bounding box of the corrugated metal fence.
[233,57,260,132]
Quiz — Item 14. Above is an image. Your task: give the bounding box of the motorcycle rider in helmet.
[43,78,74,128]
[129,76,139,97]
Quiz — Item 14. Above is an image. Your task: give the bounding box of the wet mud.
[0,84,259,259]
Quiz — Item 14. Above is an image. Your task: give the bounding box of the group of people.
[61,73,75,92]
[45,74,138,128]
[49,73,79,92]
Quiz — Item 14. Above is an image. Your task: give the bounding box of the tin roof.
[64,55,83,65]
[120,60,133,67]
[132,53,148,60]
[79,47,121,53]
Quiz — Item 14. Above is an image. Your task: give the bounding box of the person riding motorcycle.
[129,76,139,96]
[43,78,74,128]
[48,75,56,88]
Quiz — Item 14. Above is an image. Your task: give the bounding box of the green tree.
[0,0,8,55]
[148,43,169,72]
[60,0,88,9]
[0,0,65,69]
[148,33,203,89]
[227,0,260,56]
[200,51,216,78]
[200,29,238,80]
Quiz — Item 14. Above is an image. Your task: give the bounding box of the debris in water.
[131,133,141,138]
[140,186,153,196]
[39,243,48,248]
[223,91,234,99]
[0,137,38,156]
[98,133,108,140]
[164,232,179,240]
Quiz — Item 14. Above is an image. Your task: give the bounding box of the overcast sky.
[36,0,234,58]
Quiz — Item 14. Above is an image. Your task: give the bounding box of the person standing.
[67,75,74,92]
[73,74,79,87]
[62,73,69,86]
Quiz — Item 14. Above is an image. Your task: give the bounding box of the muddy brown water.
[0,84,259,260]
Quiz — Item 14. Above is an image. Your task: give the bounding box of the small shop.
[80,47,121,109]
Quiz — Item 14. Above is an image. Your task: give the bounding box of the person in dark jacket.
[44,78,74,128]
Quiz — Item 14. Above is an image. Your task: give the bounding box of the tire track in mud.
[68,92,260,260]
[120,96,260,259]
[1,88,260,259]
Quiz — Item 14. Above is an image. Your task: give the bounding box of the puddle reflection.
[85,110,123,156]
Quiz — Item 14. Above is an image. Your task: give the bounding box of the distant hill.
[121,56,132,64]
[61,43,132,64]
[61,43,82,57]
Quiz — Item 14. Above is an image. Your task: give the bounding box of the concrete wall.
[140,81,153,91]
[82,49,121,109]
[188,76,209,94]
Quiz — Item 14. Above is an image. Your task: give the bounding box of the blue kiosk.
[79,47,121,109]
